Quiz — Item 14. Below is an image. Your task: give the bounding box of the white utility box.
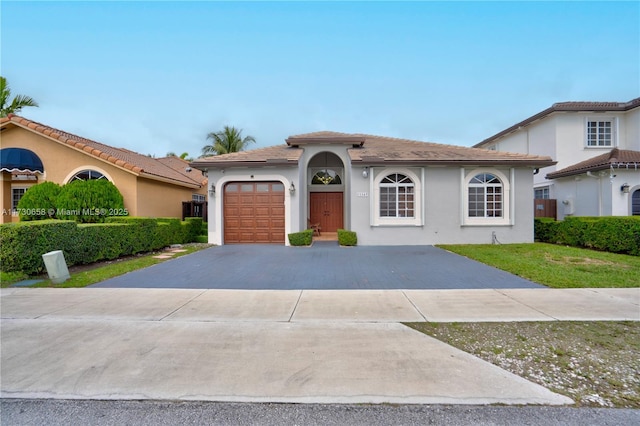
[42,250,70,284]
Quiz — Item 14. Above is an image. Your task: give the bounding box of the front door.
[310,192,343,232]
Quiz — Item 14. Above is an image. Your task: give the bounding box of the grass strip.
[437,243,640,288]
[2,244,211,288]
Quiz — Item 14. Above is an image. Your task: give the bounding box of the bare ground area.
[405,321,640,408]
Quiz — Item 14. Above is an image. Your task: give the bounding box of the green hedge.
[534,216,640,256]
[0,217,201,274]
[337,229,357,246]
[288,229,313,246]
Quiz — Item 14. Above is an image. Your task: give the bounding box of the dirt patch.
[405,321,640,408]
[543,253,620,267]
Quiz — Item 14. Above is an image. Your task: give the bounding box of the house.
[0,115,207,223]
[190,131,554,246]
[474,98,640,219]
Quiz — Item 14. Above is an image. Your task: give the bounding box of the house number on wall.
[357,192,369,197]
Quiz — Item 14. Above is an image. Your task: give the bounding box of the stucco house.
[474,98,640,219]
[190,131,554,246]
[0,115,207,223]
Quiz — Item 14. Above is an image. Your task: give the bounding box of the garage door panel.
[254,207,271,216]
[224,181,285,244]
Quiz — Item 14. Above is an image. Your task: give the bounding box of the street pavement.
[3,399,639,426]
[2,287,638,406]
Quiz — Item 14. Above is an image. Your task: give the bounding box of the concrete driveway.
[91,243,543,289]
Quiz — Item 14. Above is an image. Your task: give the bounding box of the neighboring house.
[474,98,640,219]
[190,131,554,246]
[0,115,207,223]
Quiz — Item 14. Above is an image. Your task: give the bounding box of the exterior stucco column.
[1,171,13,223]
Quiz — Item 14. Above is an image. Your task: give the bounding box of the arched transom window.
[380,173,415,218]
[69,169,107,182]
[311,169,342,185]
[468,173,503,218]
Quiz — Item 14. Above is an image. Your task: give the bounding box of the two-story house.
[474,98,640,219]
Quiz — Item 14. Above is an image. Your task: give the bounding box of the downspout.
[421,167,425,226]
[510,168,515,225]
[586,171,603,216]
[460,168,465,225]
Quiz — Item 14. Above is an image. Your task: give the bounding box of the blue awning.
[0,148,44,173]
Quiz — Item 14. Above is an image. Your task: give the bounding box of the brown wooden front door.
[224,182,285,243]
[310,192,343,232]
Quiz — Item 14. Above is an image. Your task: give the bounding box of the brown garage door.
[224,182,285,243]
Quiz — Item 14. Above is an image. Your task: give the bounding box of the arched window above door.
[311,169,342,185]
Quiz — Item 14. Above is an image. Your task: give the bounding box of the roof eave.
[547,161,640,179]
[286,136,365,147]
[189,159,300,169]
[350,159,556,167]
[139,172,202,189]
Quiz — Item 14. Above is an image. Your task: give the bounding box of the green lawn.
[438,243,640,288]
[1,244,211,288]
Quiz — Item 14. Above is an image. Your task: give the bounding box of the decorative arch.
[63,166,114,184]
[307,152,345,188]
[462,168,511,225]
[630,186,640,216]
[372,168,422,226]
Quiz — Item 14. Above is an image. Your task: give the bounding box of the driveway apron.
[91,243,542,289]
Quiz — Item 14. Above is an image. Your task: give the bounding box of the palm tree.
[166,152,193,161]
[201,126,255,157]
[0,76,39,117]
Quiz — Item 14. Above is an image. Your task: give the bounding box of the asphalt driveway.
[91,243,543,289]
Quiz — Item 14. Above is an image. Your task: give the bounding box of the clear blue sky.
[2,1,638,158]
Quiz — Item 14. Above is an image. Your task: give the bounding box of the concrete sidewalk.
[1,288,638,405]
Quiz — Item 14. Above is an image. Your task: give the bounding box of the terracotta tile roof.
[191,131,554,168]
[190,144,303,168]
[546,149,640,179]
[345,132,554,166]
[474,97,640,148]
[156,156,207,186]
[0,115,202,188]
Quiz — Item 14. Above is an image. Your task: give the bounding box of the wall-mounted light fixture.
[362,167,369,179]
[289,182,296,195]
[209,183,216,196]
[621,183,630,194]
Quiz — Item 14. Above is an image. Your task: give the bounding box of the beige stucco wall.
[1,125,201,220]
[136,176,199,218]
[1,125,139,216]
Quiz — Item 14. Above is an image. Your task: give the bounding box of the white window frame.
[192,194,205,202]
[371,168,422,226]
[585,117,617,148]
[534,186,550,199]
[63,166,113,183]
[11,186,29,212]
[462,168,511,226]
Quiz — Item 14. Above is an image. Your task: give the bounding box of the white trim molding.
[462,168,511,226]
[371,168,422,226]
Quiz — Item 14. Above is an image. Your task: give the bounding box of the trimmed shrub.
[337,229,357,246]
[184,217,204,241]
[288,229,313,246]
[0,217,200,274]
[0,220,77,274]
[56,179,126,223]
[533,217,557,243]
[16,182,62,221]
[194,235,209,243]
[535,217,640,256]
